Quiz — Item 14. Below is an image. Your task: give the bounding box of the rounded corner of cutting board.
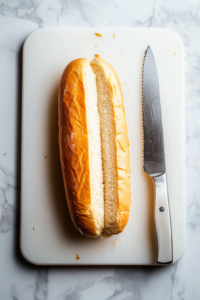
[20,241,43,266]
[173,240,186,264]
[23,28,49,53]
[159,28,184,53]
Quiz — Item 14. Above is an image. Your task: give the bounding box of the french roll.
[58,57,131,237]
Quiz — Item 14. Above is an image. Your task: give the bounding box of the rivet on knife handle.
[142,46,173,264]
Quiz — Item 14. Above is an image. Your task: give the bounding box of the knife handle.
[152,174,173,264]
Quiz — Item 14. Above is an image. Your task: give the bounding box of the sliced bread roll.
[59,57,131,237]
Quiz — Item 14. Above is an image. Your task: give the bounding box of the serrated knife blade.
[143,46,165,176]
[142,46,173,264]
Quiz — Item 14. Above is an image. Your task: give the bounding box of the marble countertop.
[0,0,200,299]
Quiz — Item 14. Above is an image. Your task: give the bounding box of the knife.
[142,46,173,264]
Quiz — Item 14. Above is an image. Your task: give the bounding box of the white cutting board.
[21,28,185,265]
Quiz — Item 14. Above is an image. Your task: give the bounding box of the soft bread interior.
[91,59,118,236]
[83,62,104,235]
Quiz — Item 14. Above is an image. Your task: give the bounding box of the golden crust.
[92,58,131,233]
[58,58,99,237]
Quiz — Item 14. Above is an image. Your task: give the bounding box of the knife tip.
[146,45,152,53]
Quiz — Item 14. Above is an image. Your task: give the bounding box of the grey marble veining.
[0,0,200,299]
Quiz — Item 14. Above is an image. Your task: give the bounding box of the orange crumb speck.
[113,33,115,38]
[95,33,102,37]
[125,83,127,85]
[76,254,80,260]
[45,156,47,159]
[33,227,35,230]
[95,46,98,48]
[107,55,109,57]
[95,54,100,58]
[128,88,129,90]
[114,239,117,246]
[173,52,176,55]
[120,52,122,55]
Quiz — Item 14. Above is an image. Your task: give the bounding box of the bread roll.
[58,57,131,237]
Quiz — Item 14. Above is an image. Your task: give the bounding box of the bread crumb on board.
[95,46,98,48]
[113,33,115,38]
[114,239,117,246]
[76,254,80,260]
[173,52,176,55]
[33,227,35,230]
[95,32,102,37]
[95,54,100,58]
[120,52,122,55]
[44,156,47,159]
